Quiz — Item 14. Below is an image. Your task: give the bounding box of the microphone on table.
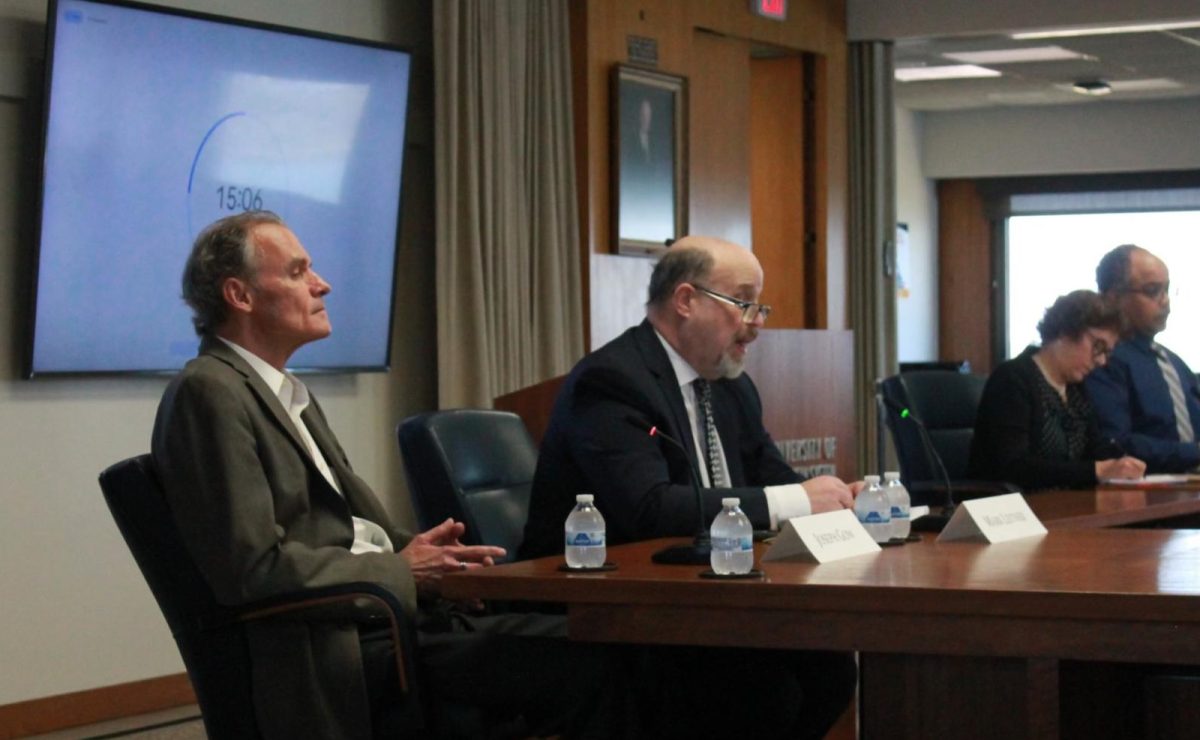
[624,414,712,565]
[878,396,957,531]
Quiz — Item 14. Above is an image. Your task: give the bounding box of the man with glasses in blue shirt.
[521,235,857,740]
[1087,244,1200,473]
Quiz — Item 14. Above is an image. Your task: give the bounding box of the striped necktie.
[1153,342,1196,443]
[693,378,730,488]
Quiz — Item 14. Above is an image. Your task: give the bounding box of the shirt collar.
[217,337,304,408]
[1125,333,1157,354]
[653,329,700,388]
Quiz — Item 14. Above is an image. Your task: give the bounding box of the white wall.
[921,97,1200,178]
[0,0,434,706]
[894,107,938,361]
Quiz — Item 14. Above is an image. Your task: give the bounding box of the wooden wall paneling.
[817,46,846,330]
[577,0,850,343]
[805,52,831,328]
[579,0,691,260]
[689,0,847,52]
[688,30,752,246]
[750,55,806,328]
[0,674,195,738]
[937,179,993,372]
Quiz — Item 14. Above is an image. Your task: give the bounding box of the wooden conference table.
[1029,480,1200,529]
[445,491,1200,739]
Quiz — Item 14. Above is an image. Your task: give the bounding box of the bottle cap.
[883,471,900,481]
[864,474,881,484]
[575,493,594,503]
[721,497,741,507]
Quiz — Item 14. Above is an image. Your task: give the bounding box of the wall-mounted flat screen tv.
[27,0,412,376]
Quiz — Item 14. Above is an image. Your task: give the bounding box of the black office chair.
[878,371,1018,506]
[99,455,421,738]
[397,410,537,560]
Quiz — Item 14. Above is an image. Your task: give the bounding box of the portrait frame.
[611,65,688,257]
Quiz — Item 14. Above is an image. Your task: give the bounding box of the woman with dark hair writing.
[969,289,1146,489]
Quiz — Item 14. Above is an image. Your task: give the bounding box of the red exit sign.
[750,0,788,21]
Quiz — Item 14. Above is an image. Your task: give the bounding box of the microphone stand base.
[652,540,712,565]
[911,504,958,533]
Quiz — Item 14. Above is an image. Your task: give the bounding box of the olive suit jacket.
[151,338,416,739]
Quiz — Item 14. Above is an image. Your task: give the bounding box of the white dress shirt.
[653,331,810,528]
[219,338,394,554]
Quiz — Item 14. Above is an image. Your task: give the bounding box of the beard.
[715,328,758,379]
[716,351,745,379]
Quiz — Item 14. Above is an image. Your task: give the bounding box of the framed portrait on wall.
[611,65,687,257]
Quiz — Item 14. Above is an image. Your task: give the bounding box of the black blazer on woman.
[968,346,1109,490]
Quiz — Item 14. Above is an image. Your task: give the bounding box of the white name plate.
[762,509,882,564]
[937,493,1047,543]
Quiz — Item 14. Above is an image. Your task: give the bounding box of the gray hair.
[182,210,283,336]
[646,247,713,308]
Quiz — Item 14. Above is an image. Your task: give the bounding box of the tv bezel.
[25,0,413,378]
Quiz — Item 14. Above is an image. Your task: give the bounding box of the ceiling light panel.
[894,64,1001,82]
[1014,21,1200,40]
[944,46,1090,64]
[1108,78,1184,91]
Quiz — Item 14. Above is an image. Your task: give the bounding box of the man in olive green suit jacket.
[153,212,627,739]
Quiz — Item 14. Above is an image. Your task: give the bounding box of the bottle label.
[566,531,605,547]
[890,507,910,519]
[711,535,753,552]
[858,511,888,524]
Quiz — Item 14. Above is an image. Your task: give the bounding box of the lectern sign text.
[776,436,837,478]
[762,509,881,563]
[938,493,1047,543]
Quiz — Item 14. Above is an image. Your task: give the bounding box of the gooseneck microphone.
[625,414,713,565]
[879,396,957,531]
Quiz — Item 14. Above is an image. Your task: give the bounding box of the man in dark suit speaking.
[521,235,858,739]
[152,211,629,739]
[522,236,857,557]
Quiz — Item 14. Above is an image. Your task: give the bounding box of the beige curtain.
[434,0,583,408]
[848,41,899,475]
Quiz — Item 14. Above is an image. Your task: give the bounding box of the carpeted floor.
[85,717,205,740]
[21,706,205,740]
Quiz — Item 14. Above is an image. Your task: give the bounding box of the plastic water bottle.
[854,475,892,544]
[884,471,911,540]
[710,497,754,575]
[564,494,606,568]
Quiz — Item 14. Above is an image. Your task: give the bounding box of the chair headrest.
[899,371,985,430]
[400,409,537,492]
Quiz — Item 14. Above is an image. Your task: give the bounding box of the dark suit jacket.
[520,320,800,560]
[152,338,415,739]
[1086,334,1200,473]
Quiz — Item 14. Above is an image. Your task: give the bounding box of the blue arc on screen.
[187,111,246,194]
